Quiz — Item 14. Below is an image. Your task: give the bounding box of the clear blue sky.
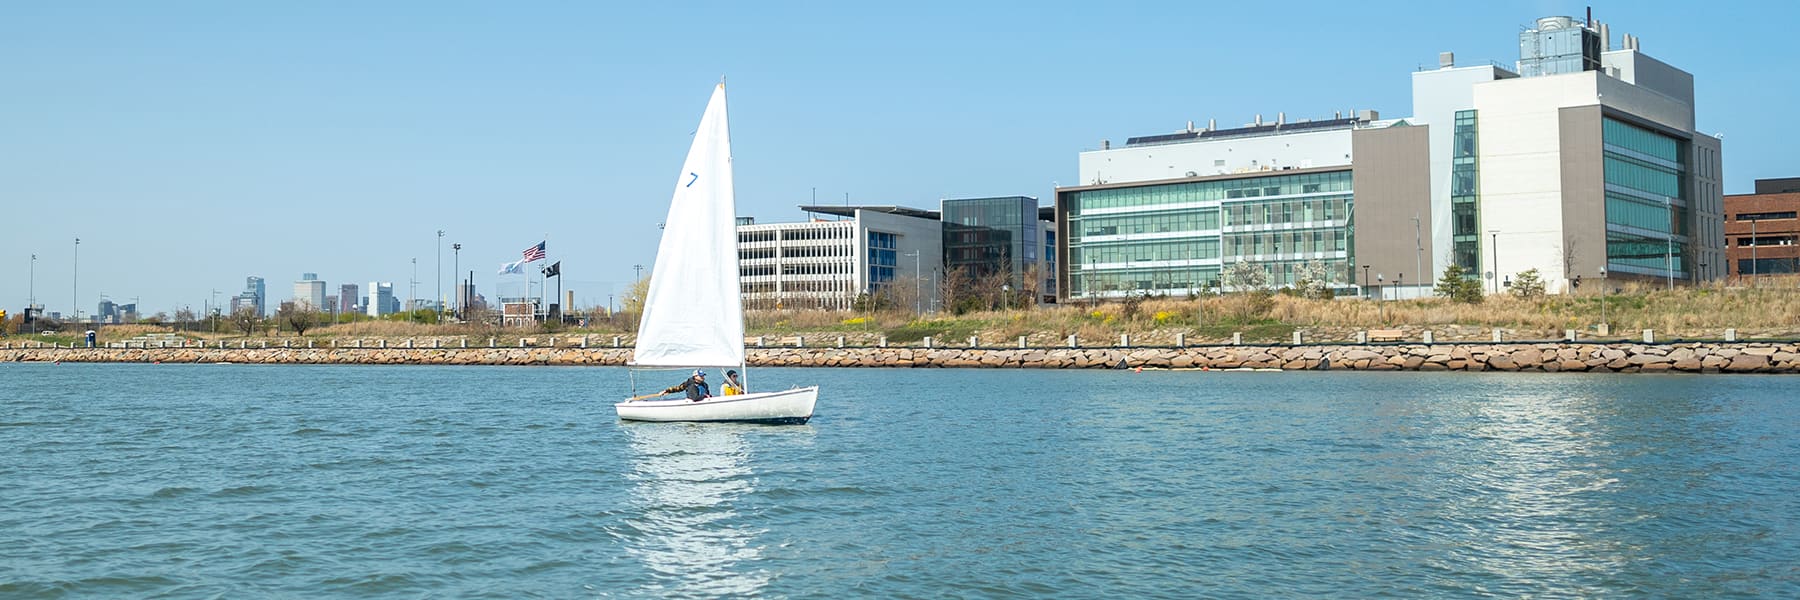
[3,1,1794,318]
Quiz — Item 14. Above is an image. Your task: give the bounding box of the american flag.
[521,241,546,263]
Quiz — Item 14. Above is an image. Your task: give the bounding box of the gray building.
[741,207,943,311]
[941,196,1054,302]
[339,283,359,315]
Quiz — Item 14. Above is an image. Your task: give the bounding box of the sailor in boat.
[659,370,713,402]
[722,370,744,396]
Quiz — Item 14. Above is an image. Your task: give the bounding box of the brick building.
[1724,178,1800,280]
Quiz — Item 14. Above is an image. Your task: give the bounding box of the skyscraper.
[232,276,266,316]
[367,282,396,317]
[293,273,327,310]
[339,283,360,315]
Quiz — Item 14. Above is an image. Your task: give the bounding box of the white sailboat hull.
[615,386,818,425]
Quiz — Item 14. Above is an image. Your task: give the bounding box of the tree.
[230,307,261,336]
[1435,264,1484,304]
[1292,260,1337,300]
[1223,261,1269,293]
[1509,268,1547,300]
[279,304,322,336]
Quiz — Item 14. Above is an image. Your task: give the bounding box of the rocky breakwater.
[5,342,1800,373]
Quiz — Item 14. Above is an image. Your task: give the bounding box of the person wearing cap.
[660,370,712,401]
[721,370,744,396]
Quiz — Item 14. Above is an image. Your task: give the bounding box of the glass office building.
[1602,117,1688,279]
[942,196,1040,288]
[1060,169,1355,298]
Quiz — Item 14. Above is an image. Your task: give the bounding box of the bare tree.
[230,307,261,336]
[278,304,322,336]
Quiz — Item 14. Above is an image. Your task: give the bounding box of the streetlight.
[28,253,36,334]
[1411,213,1423,300]
[1750,216,1759,288]
[409,258,418,322]
[1598,266,1608,334]
[1376,273,1384,321]
[1002,284,1011,312]
[436,230,444,319]
[1361,264,1371,299]
[1488,229,1500,295]
[903,250,922,316]
[72,237,80,321]
[444,241,453,320]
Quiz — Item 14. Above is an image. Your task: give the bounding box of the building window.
[1451,109,1480,276]
[867,231,897,292]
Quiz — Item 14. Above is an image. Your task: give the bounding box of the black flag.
[542,261,561,278]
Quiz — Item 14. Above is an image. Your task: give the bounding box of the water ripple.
[2,364,1797,597]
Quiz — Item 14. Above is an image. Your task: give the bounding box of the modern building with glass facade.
[738,207,942,311]
[1058,111,1432,301]
[1413,15,1724,293]
[941,196,1051,299]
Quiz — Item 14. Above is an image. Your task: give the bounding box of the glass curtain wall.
[1602,117,1687,278]
[1065,170,1354,297]
[1451,110,1481,275]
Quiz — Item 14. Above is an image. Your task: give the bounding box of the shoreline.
[5,341,1798,373]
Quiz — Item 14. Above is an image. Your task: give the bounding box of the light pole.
[1376,273,1384,321]
[28,253,36,334]
[634,264,644,283]
[903,250,921,316]
[1598,266,1608,334]
[1488,229,1500,295]
[72,237,80,321]
[444,241,453,320]
[436,230,444,318]
[1411,213,1423,300]
[409,258,417,321]
[1750,217,1759,287]
[1002,284,1011,312]
[1361,264,1371,299]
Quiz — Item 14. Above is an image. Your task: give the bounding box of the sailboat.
[615,83,818,425]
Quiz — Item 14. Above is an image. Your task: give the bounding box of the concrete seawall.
[5,342,1800,373]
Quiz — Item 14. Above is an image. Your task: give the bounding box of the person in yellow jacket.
[722,369,745,396]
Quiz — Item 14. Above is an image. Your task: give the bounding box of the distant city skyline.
[5,1,1797,315]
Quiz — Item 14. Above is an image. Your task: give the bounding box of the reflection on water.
[619,423,770,597]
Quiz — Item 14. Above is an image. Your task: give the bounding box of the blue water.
[2,364,1797,598]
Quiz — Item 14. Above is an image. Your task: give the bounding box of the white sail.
[633,84,745,368]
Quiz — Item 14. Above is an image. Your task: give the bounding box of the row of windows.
[1735,211,1798,221]
[1604,154,1684,200]
[1071,267,1222,294]
[1224,196,1351,227]
[1223,229,1348,256]
[1075,210,1220,238]
[1071,239,1222,264]
[1737,236,1797,247]
[742,280,859,294]
[1605,193,1678,234]
[738,245,853,260]
[738,226,855,244]
[1079,259,1358,292]
[1067,171,1352,214]
[1603,118,1682,164]
[1606,231,1686,274]
[1738,258,1800,275]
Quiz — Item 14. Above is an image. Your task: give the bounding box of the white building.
[366,281,396,317]
[1412,15,1724,293]
[293,273,326,310]
[737,207,943,311]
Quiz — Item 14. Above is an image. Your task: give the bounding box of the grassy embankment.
[10,278,1800,347]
